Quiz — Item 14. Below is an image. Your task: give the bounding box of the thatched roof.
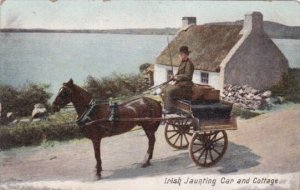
[156,24,243,72]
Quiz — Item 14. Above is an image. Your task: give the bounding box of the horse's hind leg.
[141,122,159,168]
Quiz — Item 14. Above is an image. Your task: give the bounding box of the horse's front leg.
[92,138,102,178]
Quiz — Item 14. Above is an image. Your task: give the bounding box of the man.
[163,46,194,114]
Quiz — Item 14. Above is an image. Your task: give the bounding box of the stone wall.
[221,84,277,110]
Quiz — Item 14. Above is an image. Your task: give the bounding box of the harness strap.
[108,102,118,136]
[76,99,96,126]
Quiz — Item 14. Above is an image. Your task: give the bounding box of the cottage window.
[201,72,209,84]
[167,69,173,80]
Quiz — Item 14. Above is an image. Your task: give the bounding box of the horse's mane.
[72,83,93,99]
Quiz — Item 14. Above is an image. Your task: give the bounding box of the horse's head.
[52,79,74,112]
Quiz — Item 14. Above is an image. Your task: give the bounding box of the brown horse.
[52,79,162,177]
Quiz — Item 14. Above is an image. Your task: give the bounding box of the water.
[0,33,169,95]
[0,33,299,96]
[272,39,300,69]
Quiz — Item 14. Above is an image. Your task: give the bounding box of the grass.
[231,107,261,119]
[270,69,300,103]
[0,111,85,150]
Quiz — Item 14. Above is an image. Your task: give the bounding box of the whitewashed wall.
[154,64,221,89]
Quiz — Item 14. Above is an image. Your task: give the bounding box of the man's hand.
[170,75,176,81]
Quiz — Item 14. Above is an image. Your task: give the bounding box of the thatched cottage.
[154,12,289,91]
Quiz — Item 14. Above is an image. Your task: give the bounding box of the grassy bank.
[0,83,51,118]
[0,111,84,150]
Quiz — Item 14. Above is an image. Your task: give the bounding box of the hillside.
[210,20,300,39]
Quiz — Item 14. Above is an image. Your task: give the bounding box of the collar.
[76,99,96,126]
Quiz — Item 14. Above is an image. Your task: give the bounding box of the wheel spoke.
[197,148,206,161]
[211,136,224,143]
[168,132,179,140]
[210,132,218,141]
[204,150,208,164]
[180,134,183,147]
[192,146,205,154]
[166,130,178,132]
[209,149,214,161]
[174,133,181,145]
[193,142,204,146]
[212,148,221,155]
[183,133,189,144]
[214,142,225,147]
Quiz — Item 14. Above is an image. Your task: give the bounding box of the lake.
[0,33,169,95]
[0,33,299,96]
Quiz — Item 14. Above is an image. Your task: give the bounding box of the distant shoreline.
[0,28,178,36]
[1,20,299,39]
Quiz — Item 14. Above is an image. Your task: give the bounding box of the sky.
[0,0,299,29]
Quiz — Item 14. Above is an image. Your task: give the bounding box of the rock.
[276,96,285,104]
[32,118,41,122]
[19,118,31,123]
[32,103,47,119]
[242,84,250,89]
[250,89,259,95]
[11,119,19,124]
[223,84,275,111]
[238,89,245,95]
[245,94,254,99]
[6,112,13,118]
[3,112,16,124]
[262,90,272,98]
[253,96,262,100]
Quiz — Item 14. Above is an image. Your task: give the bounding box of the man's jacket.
[175,58,194,87]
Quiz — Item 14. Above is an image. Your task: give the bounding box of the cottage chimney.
[182,17,197,28]
[241,12,264,34]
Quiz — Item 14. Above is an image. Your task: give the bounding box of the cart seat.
[174,99,233,121]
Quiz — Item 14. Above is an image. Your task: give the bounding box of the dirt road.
[0,104,299,189]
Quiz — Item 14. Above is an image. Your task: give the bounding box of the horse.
[52,79,162,178]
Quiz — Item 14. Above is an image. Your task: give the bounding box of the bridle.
[53,85,73,110]
[54,85,97,126]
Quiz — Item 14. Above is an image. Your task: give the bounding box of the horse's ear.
[67,78,74,86]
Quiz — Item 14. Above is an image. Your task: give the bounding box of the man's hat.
[179,46,191,55]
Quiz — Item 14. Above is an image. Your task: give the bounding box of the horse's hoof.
[96,173,102,180]
[141,162,151,168]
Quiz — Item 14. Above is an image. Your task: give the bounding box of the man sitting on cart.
[163,46,194,114]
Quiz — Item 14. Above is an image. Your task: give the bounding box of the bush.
[0,83,52,117]
[0,111,84,150]
[139,63,151,73]
[0,123,44,149]
[0,85,18,114]
[270,69,300,103]
[84,73,146,100]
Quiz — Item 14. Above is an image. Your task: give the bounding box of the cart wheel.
[189,130,228,167]
[164,118,193,149]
